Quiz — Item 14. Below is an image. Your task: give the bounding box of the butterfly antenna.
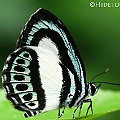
[91,68,120,86]
[92,81,120,86]
[90,68,109,83]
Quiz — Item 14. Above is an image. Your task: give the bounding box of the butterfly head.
[87,68,109,96]
[88,82,101,96]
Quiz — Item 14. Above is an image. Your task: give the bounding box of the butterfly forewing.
[2,8,86,117]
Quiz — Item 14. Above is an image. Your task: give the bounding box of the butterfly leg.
[84,99,93,117]
[78,102,83,116]
[72,102,84,118]
[72,105,79,119]
[58,105,66,118]
[72,99,93,119]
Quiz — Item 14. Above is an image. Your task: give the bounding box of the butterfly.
[1,8,117,119]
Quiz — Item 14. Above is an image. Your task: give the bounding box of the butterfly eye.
[89,83,98,96]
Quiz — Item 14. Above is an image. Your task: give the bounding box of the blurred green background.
[0,0,120,120]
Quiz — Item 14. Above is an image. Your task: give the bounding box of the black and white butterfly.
[1,8,116,119]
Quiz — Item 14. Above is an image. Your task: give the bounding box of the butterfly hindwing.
[2,47,46,114]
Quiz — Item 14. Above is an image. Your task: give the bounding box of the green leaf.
[0,89,120,120]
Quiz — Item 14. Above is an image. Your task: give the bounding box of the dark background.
[0,0,120,119]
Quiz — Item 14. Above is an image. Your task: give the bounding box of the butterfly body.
[2,8,99,118]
